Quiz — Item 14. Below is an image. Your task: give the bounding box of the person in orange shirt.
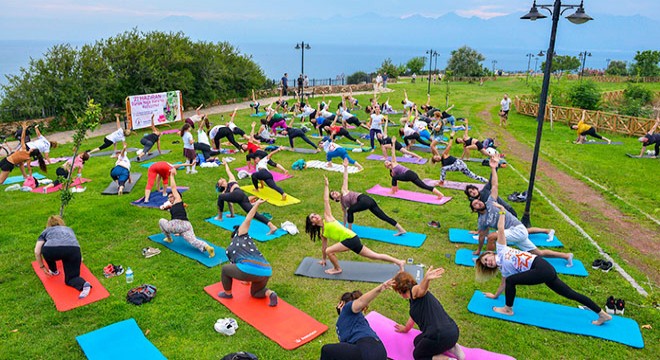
[571,110,611,144]
[0,122,47,184]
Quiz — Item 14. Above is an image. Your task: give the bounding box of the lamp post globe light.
[295,42,311,101]
[491,60,498,75]
[426,49,438,94]
[520,0,593,227]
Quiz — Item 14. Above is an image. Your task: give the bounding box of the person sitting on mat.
[159,173,215,257]
[215,159,279,234]
[384,138,445,199]
[320,281,393,360]
[637,116,660,158]
[250,147,289,201]
[218,199,278,306]
[143,161,177,203]
[280,118,319,151]
[320,137,364,171]
[88,114,130,156]
[475,202,612,325]
[41,150,89,193]
[0,122,47,185]
[391,267,465,360]
[430,132,488,185]
[571,110,612,144]
[26,124,57,164]
[305,176,405,275]
[330,158,406,235]
[375,123,424,161]
[136,114,161,161]
[34,215,92,299]
[110,144,132,196]
[454,119,492,159]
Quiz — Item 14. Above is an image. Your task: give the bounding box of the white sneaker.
[190,170,198,174]
[71,187,86,193]
[547,229,555,242]
[136,149,144,157]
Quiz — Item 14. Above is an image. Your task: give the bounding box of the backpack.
[291,159,306,170]
[221,352,258,360]
[23,176,39,189]
[126,284,157,305]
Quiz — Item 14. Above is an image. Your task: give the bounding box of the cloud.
[455,5,510,19]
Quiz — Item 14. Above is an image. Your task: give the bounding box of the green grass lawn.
[1,78,657,359]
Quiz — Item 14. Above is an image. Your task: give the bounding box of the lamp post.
[520,0,593,227]
[426,49,438,94]
[295,41,311,101]
[534,51,544,73]
[433,52,439,84]
[579,50,592,80]
[605,58,611,70]
[491,60,498,75]
[526,53,535,82]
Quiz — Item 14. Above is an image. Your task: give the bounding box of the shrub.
[347,71,369,85]
[623,84,654,105]
[568,81,600,110]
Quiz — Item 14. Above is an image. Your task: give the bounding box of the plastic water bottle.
[125,267,134,283]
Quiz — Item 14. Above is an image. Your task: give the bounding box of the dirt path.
[477,109,660,287]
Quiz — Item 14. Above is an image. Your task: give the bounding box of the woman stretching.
[455,119,492,159]
[249,89,261,115]
[430,133,488,184]
[571,110,611,144]
[143,161,176,203]
[136,114,161,161]
[88,114,130,156]
[637,116,659,157]
[214,159,279,234]
[305,176,405,275]
[475,202,612,325]
[330,158,406,235]
[194,118,221,161]
[41,151,90,193]
[325,122,364,146]
[320,137,364,170]
[320,281,393,360]
[281,118,319,151]
[210,123,242,151]
[159,173,215,257]
[385,138,445,199]
[26,124,57,164]
[0,122,47,184]
[375,123,423,161]
[218,199,278,306]
[392,268,464,360]
[251,147,288,201]
[110,144,132,196]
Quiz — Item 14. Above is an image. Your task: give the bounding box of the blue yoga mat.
[140,161,184,169]
[4,172,45,185]
[467,290,644,348]
[76,318,167,360]
[148,233,227,267]
[131,187,188,208]
[351,224,426,248]
[205,213,287,242]
[448,228,564,247]
[454,248,588,277]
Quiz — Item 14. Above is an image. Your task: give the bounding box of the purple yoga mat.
[366,154,427,165]
[160,129,180,135]
[32,156,71,167]
[234,166,292,182]
[366,184,451,205]
[365,311,516,360]
[423,179,485,191]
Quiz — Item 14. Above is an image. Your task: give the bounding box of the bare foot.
[566,253,574,267]
[325,268,343,275]
[282,193,287,201]
[592,311,612,325]
[447,344,465,360]
[163,236,173,243]
[493,306,513,315]
[394,230,407,236]
[267,225,278,235]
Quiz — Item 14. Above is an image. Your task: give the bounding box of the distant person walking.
[499,94,512,127]
[281,73,289,96]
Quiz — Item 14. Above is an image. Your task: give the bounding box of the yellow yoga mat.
[240,185,301,207]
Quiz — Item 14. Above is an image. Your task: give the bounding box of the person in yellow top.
[0,121,48,184]
[571,110,611,144]
[305,175,405,275]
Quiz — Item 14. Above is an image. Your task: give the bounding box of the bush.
[623,84,654,105]
[347,71,369,85]
[568,81,600,110]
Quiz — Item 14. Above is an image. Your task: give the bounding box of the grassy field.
[1,77,657,359]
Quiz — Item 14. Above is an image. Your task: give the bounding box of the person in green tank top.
[305,176,405,275]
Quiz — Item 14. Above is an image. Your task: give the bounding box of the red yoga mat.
[204,281,327,350]
[31,177,91,194]
[32,260,110,312]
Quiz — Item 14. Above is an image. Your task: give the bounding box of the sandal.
[427,220,441,228]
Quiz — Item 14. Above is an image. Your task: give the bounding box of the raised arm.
[351,280,395,313]
[430,138,441,157]
[444,104,455,112]
[489,154,500,199]
[19,121,28,150]
[341,158,350,194]
[115,114,121,130]
[425,93,431,106]
[169,172,182,202]
[196,104,204,116]
[150,114,157,132]
[390,136,398,164]
[228,109,237,125]
[463,118,470,138]
[493,202,507,246]
[238,198,266,235]
[411,266,445,298]
[649,116,660,134]
[251,89,256,103]
[266,146,284,159]
[119,143,127,157]
[323,176,335,222]
[222,159,236,182]
[403,89,408,101]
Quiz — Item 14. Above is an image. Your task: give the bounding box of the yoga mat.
[31,177,91,194]
[467,290,644,348]
[454,248,588,276]
[463,157,508,164]
[626,153,657,159]
[582,141,623,145]
[31,261,109,312]
[350,224,426,248]
[32,156,71,167]
[364,311,516,360]
[366,154,427,165]
[130,149,171,162]
[234,166,292,182]
[160,128,179,135]
[131,187,188,208]
[239,185,300,206]
[448,228,564,247]
[288,147,319,154]
[366,184,452,205]
[306,160,361,173]
[340,143,371,151]
[101,173,142,195]
[294,257,423,283]
[423,179,485,191]
[76,318,166,360]
[250,112,267,117]
[3,172,45,185]
[139,161,184,169]
[147,233,227,267]
[204,281,328,350]
[410,143,446,153]
[205,213,287,242]
[89,148,138,158]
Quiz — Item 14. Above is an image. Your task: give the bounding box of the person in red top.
[143,161,176,203]
[325,124,364,146]
[0,121,47,184]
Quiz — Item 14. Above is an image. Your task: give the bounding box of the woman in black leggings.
[214,159,278,235]
[330,158,406,235]
[384,138,444,198]
[251,147,288,201]
[325,124,364,146]
[399,124,431,147]
[475,202,612,325]
[281,118,319,150]
[212,125,242,151]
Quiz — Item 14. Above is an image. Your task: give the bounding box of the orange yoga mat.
[32,261,110,312]
[204,281,327,350]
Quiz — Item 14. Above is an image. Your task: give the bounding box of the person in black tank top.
[454,119,492,159]
[430,133,488,185]
[137,114,162,161]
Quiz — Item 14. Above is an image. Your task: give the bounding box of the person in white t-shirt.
[180,123,197,174]
[400,90,415,118]
[250,147,288,201]
[475,202,612,326]
[499,94,512,127]
[26,125,57,164]
[110,144,132,195]
[88,114,131,156]
[367,106,385,150]
[185,104,207,129]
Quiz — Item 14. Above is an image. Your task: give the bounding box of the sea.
[0,40,637,87]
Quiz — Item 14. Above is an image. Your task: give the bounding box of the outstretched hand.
[489,153,500,168]
[425,266,445,280]
[323,175,329,186]
[343,157,349,168]
[254,198,267,206]
[394,324,410,333]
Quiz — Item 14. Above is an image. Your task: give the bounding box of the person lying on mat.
[88,114,130,156]
[252,119,275,144]
[391,268,465,360]
[330,158,406,236]
[430,132,488,185]
[305,176,405,275]
[41,150,90,193]
[384,138,445,199]
[280,118,319,151]
[320,137,364,171]
[143,161,178,203]
[464,157,517,218]
[0,121,47,185]
[454,119,492,159]
[218,199,278,306]
[27,124,57,164]
[571,110,612,144]
[250,147,288,201]
[637,116,659,158]
[34,215,92,299]
[136,114,161,161]
[475,202,612,325]
[110,144,132,196]
[320,281,394,360]
[215,159,279,234]
[375,124,423,161]
[159,173,215,258]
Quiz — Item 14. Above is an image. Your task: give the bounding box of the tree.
[630,50,660,77]
[568,81,600,110]
[406,57,426,75]
[347,71,369,85]
[540,55,580,81]
[605,60,628,76]
[377,58,399,78]
[446,46,486,77]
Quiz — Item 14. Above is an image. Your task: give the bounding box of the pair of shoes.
[507,192,520,201]
[103,264,124,278]
[142,247,161,258]
[605,296,625,315]
[189,170,198,174]
[427,220,441,228]
[600,260,613,272]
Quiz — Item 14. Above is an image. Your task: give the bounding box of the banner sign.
[126,91,183,130]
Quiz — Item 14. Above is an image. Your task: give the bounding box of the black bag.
[126,284,157,305]
[221,352,258,360]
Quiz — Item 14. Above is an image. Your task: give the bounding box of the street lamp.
[579,50,592,80]
[433,52,440,84]
[534,51,544,72]
[426,49,438,94]
[491,60,498,75]
[520,0,593,227]
[295,41,311,101]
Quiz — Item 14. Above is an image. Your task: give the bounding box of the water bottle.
[125,267,134,283]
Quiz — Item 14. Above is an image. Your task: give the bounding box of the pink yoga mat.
[423,179,485,191]
[365,311,516,360]
[366,184,451,205]
[366,154,427,165]
[160,129,180,135]
[32,177,91,193]
[31,156,71,167]
[234,166,292,182]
